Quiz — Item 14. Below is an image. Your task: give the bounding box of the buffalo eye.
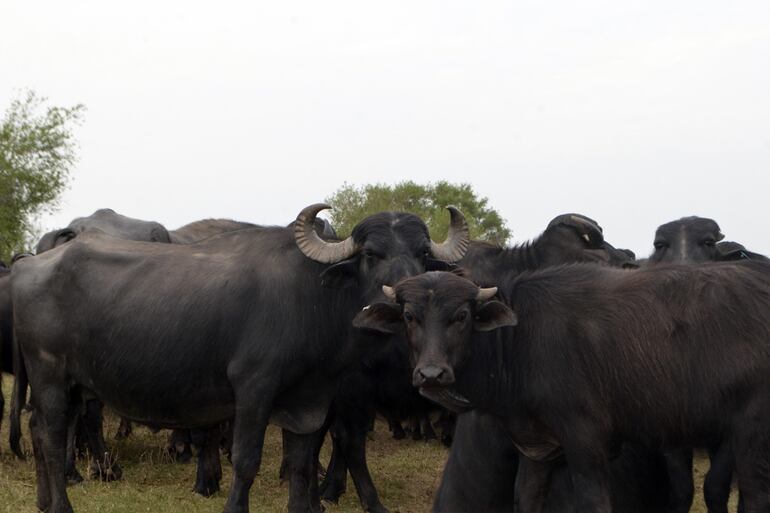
[453,311,468,323]
[653,241,667,250]
[363,249,379,263]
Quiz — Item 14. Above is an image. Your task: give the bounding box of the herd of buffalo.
[0,204,768,513]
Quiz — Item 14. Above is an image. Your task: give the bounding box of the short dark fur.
[362,262,770,513]
[10,209,458,513]
[647,216,768,513]
[318,213,637,512]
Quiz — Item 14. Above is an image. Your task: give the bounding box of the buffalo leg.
[343,426,389,513]
[409,416,421,441]
[732,415,770,513]
[30,411,52,512]
[115,417,133,439]
[389,419,406,440]
[36,386,75,513]
[283,428,325,513]
[64,413,84,484]
[704,443,734,513]
[664,449,695,513]
[223,385,273,513]
[514,458,554,513]
[320,418,348,502]
[561,426,612,513]
[82,399,122,481]
[191,426,223,496]
[420,412,437,441]
[167,429,193,463]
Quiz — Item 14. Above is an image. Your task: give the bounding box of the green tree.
[0,90,84,262]
[325,181,511,244]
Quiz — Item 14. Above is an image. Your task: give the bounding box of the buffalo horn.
[294,203,357,264]
[430,206,471,262]
[476,287,498,301]
[382,285,396,301]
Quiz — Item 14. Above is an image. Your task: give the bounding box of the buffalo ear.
[320,258,359,289]
[353,303,403,334]
[426,258,458,272]
[474,301,517,332]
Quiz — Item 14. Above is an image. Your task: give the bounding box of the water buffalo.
[318,213,636,513]
[647,216,769,513]
[29,209,176,484]
[1,254,35,441]
[354,262,770,513]
[10,203,469,513]
[426,214,682,513]
[36,208,170,253]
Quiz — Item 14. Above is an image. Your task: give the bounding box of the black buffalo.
[318,213,636,513]
[29,209,176,484]
[10,203,469,513]
[648,216,769,513]
[1,254,35,441]
[354,263,770,513]
[36,208,171,253]
[426,214,681,513]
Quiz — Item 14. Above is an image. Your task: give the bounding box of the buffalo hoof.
[309,502,325,513]
[319,478,346,503]
[194,478,220,497]
[36,498,51,513]
[66,469,84,486]
[411,429,422,441]
[391,423,406,440]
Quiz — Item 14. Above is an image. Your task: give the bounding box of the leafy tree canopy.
[325,181,511,244]
[0,90,84,262]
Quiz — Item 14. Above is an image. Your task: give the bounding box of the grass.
[0,376,738,512]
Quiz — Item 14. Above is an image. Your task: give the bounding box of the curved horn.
[430,206,471,263]
[294,203,357,264]
[382,285,396,301]
[476,287,498,301]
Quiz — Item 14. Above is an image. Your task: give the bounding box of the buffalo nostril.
[416,366,449,386]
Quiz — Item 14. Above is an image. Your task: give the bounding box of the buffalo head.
[648,216,724,264]
[540,213,635,267]
[294,204,470,302]
[353,272,515,390]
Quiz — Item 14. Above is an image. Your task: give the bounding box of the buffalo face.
[353,272,516,391]
[649,216,724,264]
[293,204,469,305]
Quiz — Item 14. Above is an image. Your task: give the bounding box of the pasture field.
[0,376,737,512]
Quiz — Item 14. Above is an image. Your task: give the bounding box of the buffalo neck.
[459,241,543,288]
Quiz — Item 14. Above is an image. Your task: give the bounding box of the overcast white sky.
[2,0,768,257]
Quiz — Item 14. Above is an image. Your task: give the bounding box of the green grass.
[0,376,738,512]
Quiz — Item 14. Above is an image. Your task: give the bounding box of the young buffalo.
[354,263,770,513]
